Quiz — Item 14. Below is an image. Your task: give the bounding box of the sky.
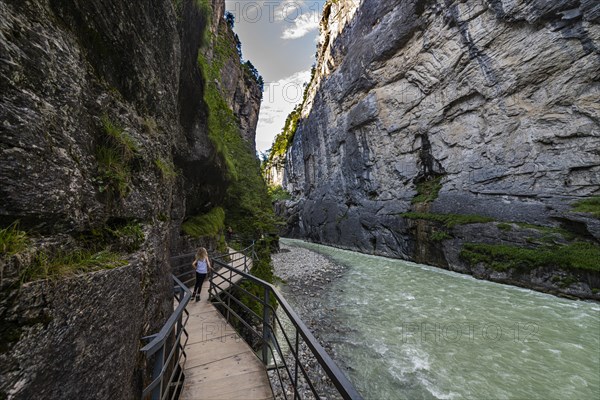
[224,1,327,155]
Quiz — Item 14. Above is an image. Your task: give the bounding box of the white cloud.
[255,69,312,154]
[281,11,320,39]
[271,1,309,21]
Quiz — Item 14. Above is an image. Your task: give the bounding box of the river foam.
[274,238,600,400]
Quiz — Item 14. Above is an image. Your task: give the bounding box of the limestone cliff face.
[282,0,600,298]
[0,0,260,397]
[214,44,262,151]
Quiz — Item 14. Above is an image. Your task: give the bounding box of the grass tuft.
[21,249,127,283]
[572,196,600,218]
[155,158,177,181]
[109,222,145,252]
[0,222,28,256]
[101,115,139,158]
[95,116,139,198]
[497,223,512,231]
[95,145,130,197]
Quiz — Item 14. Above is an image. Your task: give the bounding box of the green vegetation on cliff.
[269,106,301,160]
[430,231,452,241]
[183,207,225,238]
[268,185,292,202]
[197,34,238,177]
[460,242,600,272]
[101,115,139,156]
[154,158,177,181]
[262,66,316,182]
[0,222,28,256]
[21,250,127,283]
[94,116,140,198]
[573,196,600,218]
[242,60,264,91]
[95,146,130,197]
[196,14,275,241]
[514,222,575,241]
[401,212,494,227]
[1,219,144,284]
[412,176,443,204]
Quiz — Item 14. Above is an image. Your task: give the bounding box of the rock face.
[0,0,261,398]
[281,0,600,298]
[0,255,168,400]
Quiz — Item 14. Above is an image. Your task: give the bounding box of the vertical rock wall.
[0,0,261,397]
[281,0,600,298]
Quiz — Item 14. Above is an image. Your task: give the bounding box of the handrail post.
[294,330,300,400]
[209,265,214,300]
[262,286,270,366]
[150,346,164,400]
[227,257,232,322]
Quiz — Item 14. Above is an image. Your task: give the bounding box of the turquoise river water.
[281,239,600,400]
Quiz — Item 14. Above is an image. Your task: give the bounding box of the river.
[276,238,600,400]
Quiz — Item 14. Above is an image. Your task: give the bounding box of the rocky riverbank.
[273,243,346,298]
[269,242,350,399]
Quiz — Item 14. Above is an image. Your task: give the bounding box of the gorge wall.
[0,0,261,397]
[280,0,600,299]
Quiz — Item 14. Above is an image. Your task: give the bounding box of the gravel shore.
[268,241,349,400]
[272,242,347,299]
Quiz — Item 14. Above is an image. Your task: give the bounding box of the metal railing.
[209,246,362,400]
[140,275,191,400]
[212,242,256,272]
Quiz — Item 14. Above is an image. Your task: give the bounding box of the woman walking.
[192,247,212,302]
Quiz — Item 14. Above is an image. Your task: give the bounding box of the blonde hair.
[195,247,208,261]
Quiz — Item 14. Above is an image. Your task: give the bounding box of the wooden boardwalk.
[179,255,273,400]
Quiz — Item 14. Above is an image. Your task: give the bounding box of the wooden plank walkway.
[179,254,273,400]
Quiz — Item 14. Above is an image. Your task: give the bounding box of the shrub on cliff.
[243,60,264,91]
[268,185,292,202]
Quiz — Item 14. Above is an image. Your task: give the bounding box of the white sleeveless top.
[195,259,208,274]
